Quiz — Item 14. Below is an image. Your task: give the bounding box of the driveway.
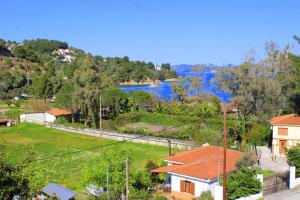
[257,146,289,172]
[265,187,300,200]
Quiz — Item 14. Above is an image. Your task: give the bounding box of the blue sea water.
[119,64,231,102]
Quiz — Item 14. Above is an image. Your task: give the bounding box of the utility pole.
[106,163,109,200]
[167,139,172,157]
[125,158,129,200]
[99,90,102,152]
[223,110,227,200]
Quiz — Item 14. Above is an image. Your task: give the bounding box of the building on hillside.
[151,145,242,200]
[271,114,300,157]
[20,109,71,124]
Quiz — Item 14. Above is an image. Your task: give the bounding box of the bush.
[197,190,214,200]
[226,168,262,200]
[287,145,300,177]
[117,126,150,135]
[248,123,271,145]
[236,152,255,169]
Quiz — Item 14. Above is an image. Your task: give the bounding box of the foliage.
[236,152,255,169]
[0,145,30,199]
[118,126,150,135]
[0,71,27,99]
[102,87,128,118]
[128,90,154,111]
[226,168,262,200]
[247,123,270,145]
[82,146,154,199]
[27,99,50,112]
[287,144,300,177]
[0,123,169,191]
[171,82,187,104]
[197,190,214,200]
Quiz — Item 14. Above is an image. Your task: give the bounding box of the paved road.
[257,146,289,172]
[265,187,300,200]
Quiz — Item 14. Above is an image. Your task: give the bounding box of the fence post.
[289,166,296,189]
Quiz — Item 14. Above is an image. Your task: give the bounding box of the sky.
[1,0,300,65]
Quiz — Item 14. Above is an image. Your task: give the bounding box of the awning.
[151,164,182,173]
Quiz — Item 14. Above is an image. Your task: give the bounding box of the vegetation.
[0,124,170,191]
[226,168,262,200]
[197,191,214,200]
[287,144,300,177]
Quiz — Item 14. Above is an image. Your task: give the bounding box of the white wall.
[45,113,57,123]
[289,166,300,189]
[20,113,46,124]
[272,125,300,156]
[170,173,216,197]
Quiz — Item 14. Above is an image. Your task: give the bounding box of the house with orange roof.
[20,109,71,124]
[271,114,300,157]
[151,145,242,200]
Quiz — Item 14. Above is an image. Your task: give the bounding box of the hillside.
[0,38,177,99]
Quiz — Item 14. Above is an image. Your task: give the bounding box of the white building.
[271,114,300,157]
[20,109,71,124]
[152,145,242,200]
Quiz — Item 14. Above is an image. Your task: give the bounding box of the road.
[257,146,289,172]
[265,187,300,200]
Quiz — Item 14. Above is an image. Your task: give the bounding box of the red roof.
[47,109,71,117]
[152,145,242,180]
[271,114,300,126]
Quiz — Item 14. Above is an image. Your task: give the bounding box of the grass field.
[0,123,170,191]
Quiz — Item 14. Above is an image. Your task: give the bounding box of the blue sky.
[1,0,300,65]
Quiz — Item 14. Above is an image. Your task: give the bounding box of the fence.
[263,171,289,196]
[46,124,197,150]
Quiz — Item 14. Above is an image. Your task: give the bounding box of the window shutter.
[190,182,195,195]
[180,180,184,192]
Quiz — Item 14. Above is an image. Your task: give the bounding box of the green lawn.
[0,123,169,191]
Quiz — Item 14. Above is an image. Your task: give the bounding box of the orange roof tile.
[152,145,242,180]
[151,164,181,173]
[271,114,300,126]
[47,109,71,117]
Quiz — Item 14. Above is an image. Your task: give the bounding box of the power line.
[30,119,202,162]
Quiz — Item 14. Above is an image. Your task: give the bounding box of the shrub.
[197,190,214,200]
[117,126,150,135]
[236,152,255,169]
[226,168,262,200]
[287,144,300,177]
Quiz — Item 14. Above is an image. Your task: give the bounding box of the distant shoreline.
[119,78,179,86]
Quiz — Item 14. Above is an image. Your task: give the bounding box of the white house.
[271,114,300,157]
[20,109,71,124]
[152,145,242,200]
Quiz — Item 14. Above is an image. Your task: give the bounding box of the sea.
[119,64,231,102]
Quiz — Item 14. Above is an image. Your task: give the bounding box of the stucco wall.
[45,113,57,123]
[170,173,217,197]
[20,113,46,124]
[272,125,300,156]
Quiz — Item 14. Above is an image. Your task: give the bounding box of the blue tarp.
[42,183,75,200]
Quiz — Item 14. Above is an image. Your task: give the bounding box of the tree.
[128,91,153,111]
[226,168,262,200]
[0,145,30,199]
[215,43,296,140]
[190,77,202,95]
[171,82,187,104]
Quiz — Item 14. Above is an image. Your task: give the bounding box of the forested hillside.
[0,38,177,99]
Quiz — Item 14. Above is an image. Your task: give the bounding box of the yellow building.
[271,114,300,157]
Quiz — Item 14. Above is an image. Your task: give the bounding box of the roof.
[152,145,242,180]
[0,118,8,123]
[47,109,71,117]
[271,114,300,126]
[42,183,75,200]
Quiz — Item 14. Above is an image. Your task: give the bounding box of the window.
[278,128,288,136]
[180,180,195,195]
